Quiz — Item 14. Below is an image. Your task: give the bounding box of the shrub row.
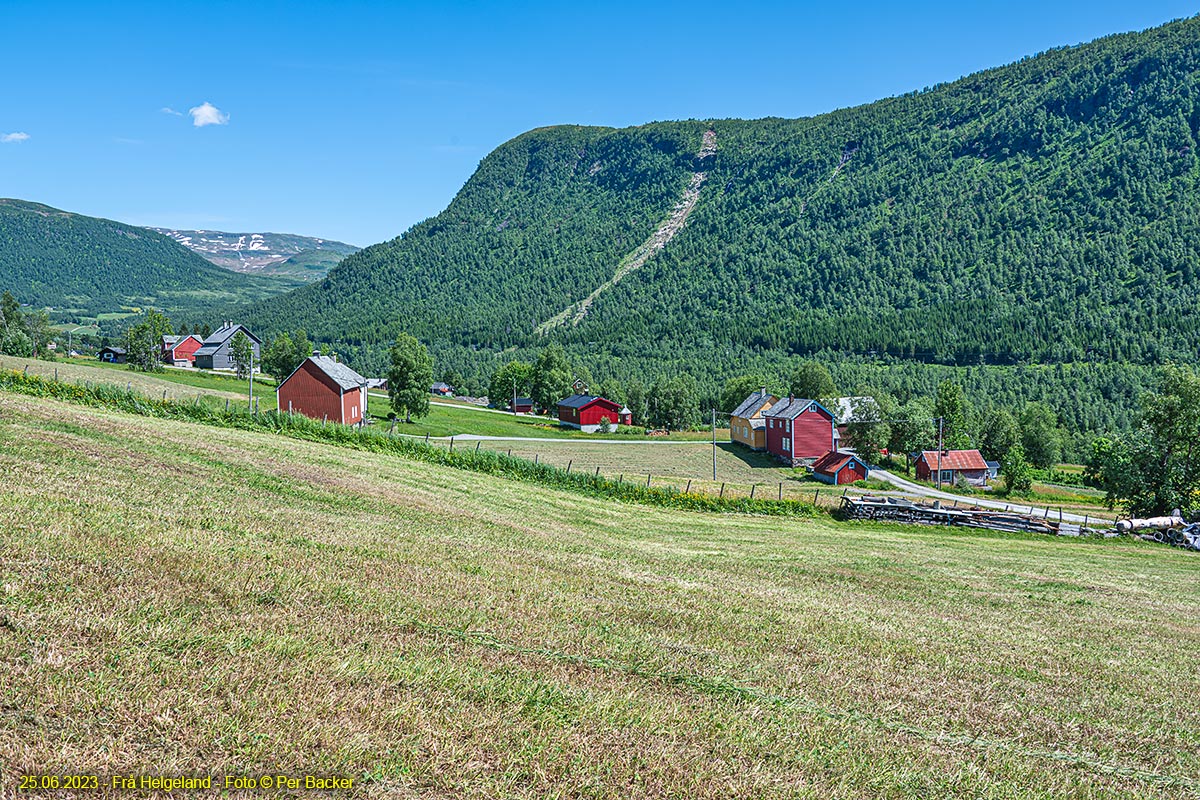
[1,370,818,517]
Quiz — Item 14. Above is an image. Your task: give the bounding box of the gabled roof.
[196,324,260,355]
[162,335,180,346]
[918,449,988,471]
[512,396,534,405]
[100,345,126,354]
[431,381,453,391]
[764,397,833,421]
[732,390,777,420]
[302,355,367,391]
[557,394,620,410]
[812,450,866,474]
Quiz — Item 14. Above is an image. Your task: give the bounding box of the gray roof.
[764,397,830,420]
[101,346,126,354]
[731,390,776,419]
[200,323,260,348]
[557,393,619,409]
[305,356,367,390]
[162,335,180,346]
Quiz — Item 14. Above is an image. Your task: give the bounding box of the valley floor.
[1,393,1197,797]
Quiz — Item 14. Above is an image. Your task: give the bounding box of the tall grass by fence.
[0,369,819,517]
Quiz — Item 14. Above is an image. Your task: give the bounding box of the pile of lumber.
[839,496,1107,537]
[1118,514,1200,552]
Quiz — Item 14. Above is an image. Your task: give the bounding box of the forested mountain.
[0,199,287,318]
[252,16,1200,433]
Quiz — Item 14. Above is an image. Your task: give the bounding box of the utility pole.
[512,378,517,416]
[712,408,717,481]
[936,415,944,489]
[248,349,254,406]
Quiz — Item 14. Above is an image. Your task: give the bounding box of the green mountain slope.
[0,199,289,317]
[254,17,1200,397]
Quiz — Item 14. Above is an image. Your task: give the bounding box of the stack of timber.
[1117,514,1200,552]
[839,496,1108,537]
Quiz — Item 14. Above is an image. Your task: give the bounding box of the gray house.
[193,323,261,371]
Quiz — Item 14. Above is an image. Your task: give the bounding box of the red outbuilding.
[277,355,369,426]
[915,449,989,486]
[161,334,203,366]
[556,394,632,432]
[811,451,870,485]
[763,396,836,465]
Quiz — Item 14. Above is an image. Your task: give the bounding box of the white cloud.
[1,132,30,143]
[160,107,183,116]
[188,102,229,127]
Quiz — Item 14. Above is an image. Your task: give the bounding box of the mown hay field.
[1,393,1197,798]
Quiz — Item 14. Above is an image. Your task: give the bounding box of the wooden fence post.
[54,368,58,381]
[618,473,623,484]
[595,466,601,477]
[750,484,756,499]
[163,390,167,402]
[475,441,481,452]
[566,460,572,474]
[719,483,725,498]
[449,438,454,453]
[646,473,652,488]
[815,489,820,504]
[685,479,691,493]
[778,483,783,501]
[225,399,229,412]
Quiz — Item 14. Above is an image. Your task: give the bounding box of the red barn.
[915,449,989,486]
[277,355,369,426]
[763,397,836,465]
[556,394,632,432]
[811,451,870,485]
[161,334,203,366]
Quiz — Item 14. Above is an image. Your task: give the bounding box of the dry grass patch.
[1,394,1198,798]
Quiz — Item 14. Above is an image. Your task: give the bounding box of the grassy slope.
[2,395,1196,798]
[1,355,1123,517]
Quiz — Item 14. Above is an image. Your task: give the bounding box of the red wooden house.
[556,394,632,432]
[915,449,989,486]
[161,334,203,366]
[763,396,836,465]
[277,355,369,426]
[811,451,870,485]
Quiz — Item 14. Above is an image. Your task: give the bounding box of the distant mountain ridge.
[150,228,359,281]
[0,199,287,319]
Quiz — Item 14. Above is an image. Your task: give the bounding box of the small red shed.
[763,396,836,465]
[811,451,870,485]
[277,356,369,426]
[556,394,631,432]
[915,449,989,486]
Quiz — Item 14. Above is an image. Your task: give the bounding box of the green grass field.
[1,393,1197,797]
[0,356,1133,519]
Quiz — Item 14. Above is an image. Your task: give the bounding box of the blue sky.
[1,1,1196,246]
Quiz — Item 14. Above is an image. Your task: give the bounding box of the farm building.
[811,451,870,485]
[431,382,454,396]
[986,460,1001,480]
[365,378,388,392]
[161,334,203,366]
[915,449,990,486]
[277,355,369,426]
[98,346,126,364]
[763,396,836,466]
[193,323,261,371]
[556,394,631,432]
[730,389,777,451]
[510,397,534,413]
